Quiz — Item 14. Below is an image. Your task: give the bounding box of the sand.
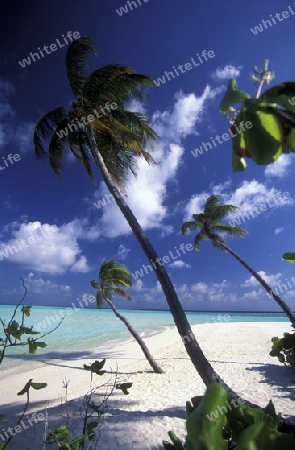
[1,322,295,449]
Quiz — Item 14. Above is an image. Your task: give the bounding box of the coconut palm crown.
[34,36,157,186]
[181,194,247,251]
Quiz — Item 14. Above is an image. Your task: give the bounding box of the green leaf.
[235,107,283,164]
[185,383,227,450]
[21,305,32,317]
[282,253,295,263]
[86,421,98,441]
[116,382,132,395]
[219,79,250,114]
[28,340,47,354]
[30,382,47,390]
[46,425,70,442]
[6,321,21,340]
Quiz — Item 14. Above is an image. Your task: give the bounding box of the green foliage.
[17,379,47,396]
[270,329,295,369]
[219,60,295,171]
[163,384,295,449]
[282,253,295,264]
[220,79,250,115]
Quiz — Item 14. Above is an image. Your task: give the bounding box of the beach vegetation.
[270,327,295,370]
[219,59,295,172]
[181,194,295,326]
[90,260,164,373]
[163,383,295,449]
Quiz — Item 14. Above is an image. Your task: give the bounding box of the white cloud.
[265,154,292,178]
[168,260,191,269]
[25,272,71,295]
[242,271,282,287]
[211,65,243,81]
[0,220,91,274]
[274,227,284,235]
[184,179,293,222]
[94,87,222,238]
[115,244,131,260]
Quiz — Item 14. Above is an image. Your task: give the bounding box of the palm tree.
[90,260,163,373]
[181,194,295,326]
[33,36,243,397]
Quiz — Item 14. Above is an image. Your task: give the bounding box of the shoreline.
[1,322,294,449]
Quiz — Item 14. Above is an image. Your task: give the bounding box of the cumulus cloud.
[0,220,91,274]
[242,271,282,287]
[24,272,71,295]
[184,179,293,223]
[93,86,222,238]
[211,65,243,81]
[115,244,131,260]
[264,154,292,178]
[168,260,191,269]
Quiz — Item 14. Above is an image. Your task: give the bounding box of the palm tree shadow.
[246,363,295,419]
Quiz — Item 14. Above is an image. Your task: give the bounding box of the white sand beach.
[1,322,295,449]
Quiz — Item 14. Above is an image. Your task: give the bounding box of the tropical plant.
[90,260,163,373]
[163,383,295,449]
[219,59,295,171]
[33,36,241,398]
[181,195,295,326]
[270,327,295,371]
[0,278,64,367]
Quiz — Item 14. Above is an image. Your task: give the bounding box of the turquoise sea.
[0,305,290,371]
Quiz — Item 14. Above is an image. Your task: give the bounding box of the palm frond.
[34,107,68,158]
[66,36,97,98]
[181,221,202,236]
[48,119,72,176]
[83,64,155,107]
[68,128,95,182]
[112,287,131,299]
[213,224,247,237]
[194,230,207,251]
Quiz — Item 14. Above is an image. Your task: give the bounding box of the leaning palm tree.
[181,194,295,326]
[33,36,245,398]
[90,260,163,373]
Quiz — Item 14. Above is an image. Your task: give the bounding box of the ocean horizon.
[0,305,290,372]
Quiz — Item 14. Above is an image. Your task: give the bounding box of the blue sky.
[1,0,295,311]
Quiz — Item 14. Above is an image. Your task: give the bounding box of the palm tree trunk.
[104,297,164,373]
[86,128,240,396]
[221,243,295,327]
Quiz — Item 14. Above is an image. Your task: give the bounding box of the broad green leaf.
[261,82,295,115]
[237,108,283,164]
[86,421,98,441]
[6,321,21,340]
[46,425,70,442]
[28,340,47,354]
[21,306,32,317]
[31,382,47,390]
[282,252,295,263]
[220,79,250,114]
[185,383,227,450]
[232,151,247,172]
